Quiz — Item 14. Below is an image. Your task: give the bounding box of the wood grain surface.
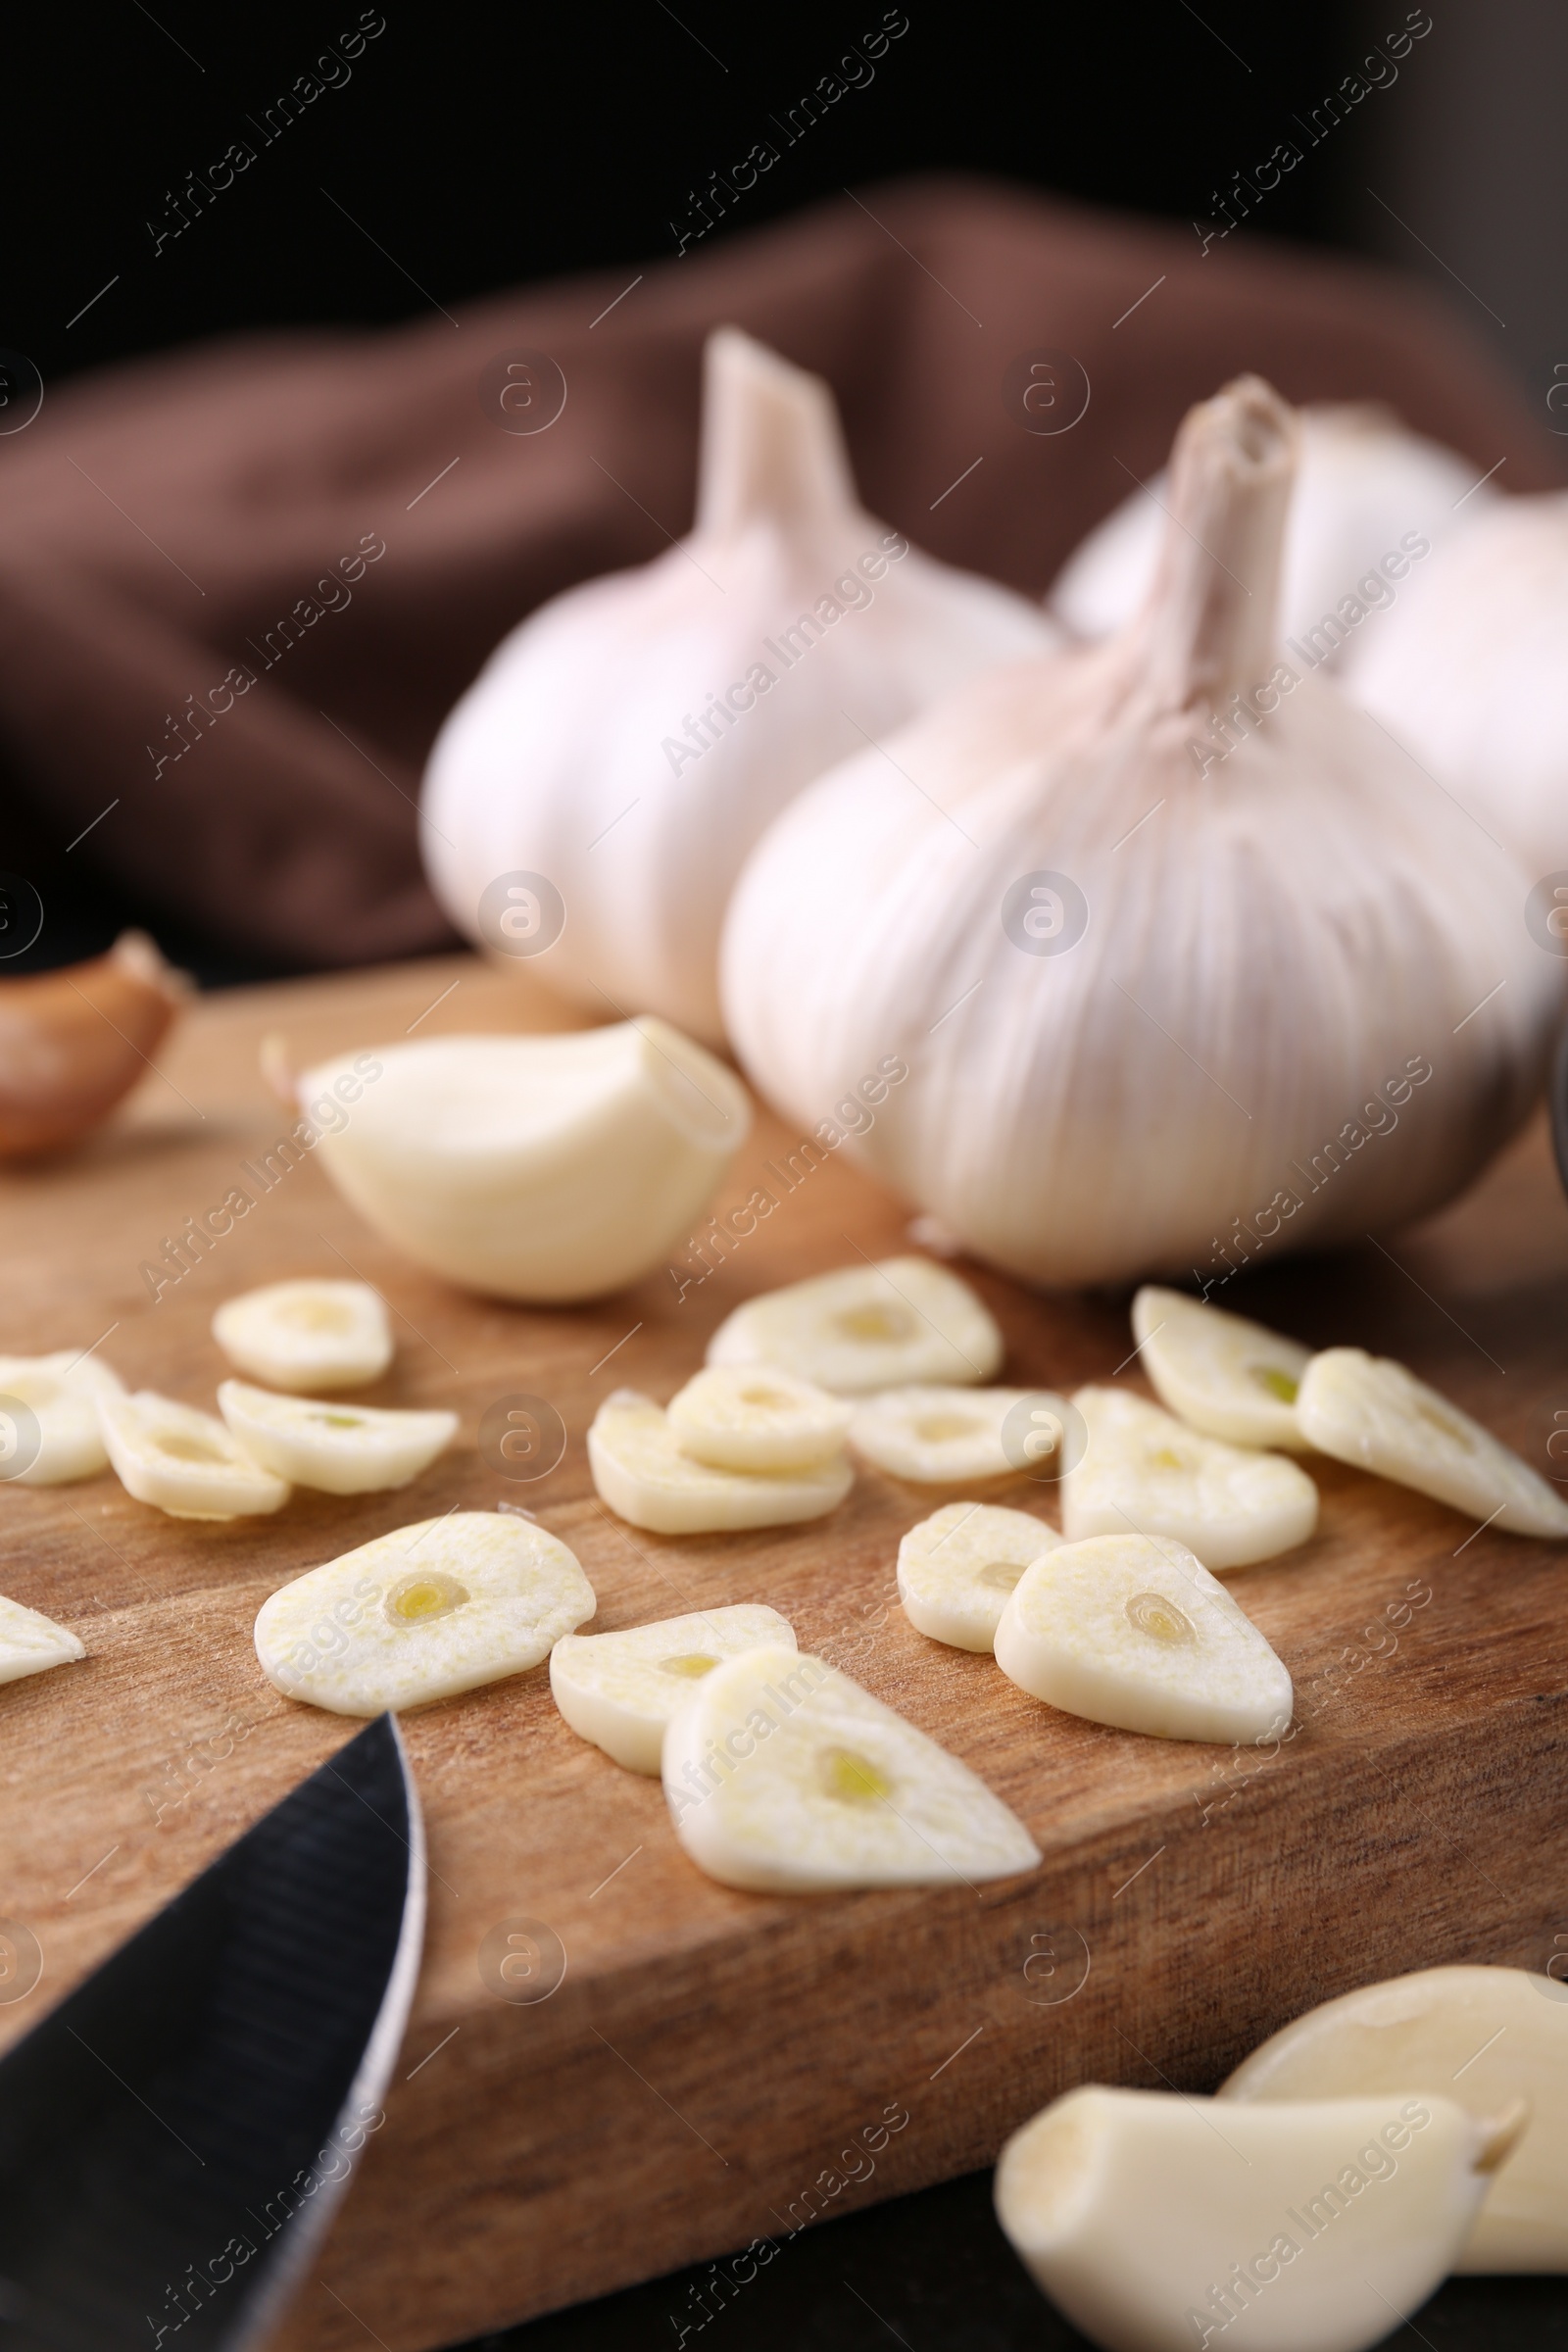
[0,955,1564,2352]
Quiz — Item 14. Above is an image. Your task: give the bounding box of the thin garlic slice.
[550,1603,796,1774]
[0,1593,85,1685]
[587,1391,852,1535]
[849,1385,1038,1484]
[255,1510,595,1716]
[212,1279,393,1394]
[1064,1386,1318,1569]
[1219,1965,1568,2275]
[662,1643,1040,1891]
[1132,1286,1312,1450]
[707,1255,1002,1395]
[216,1380,456,1495]
[1297,1348,1568,1536]
[995,1533,1293,1744]
[666,1364,851,1473]
[0,1350,124,1485]
[897,1500,1065,1651]
[99,1390,290,1521]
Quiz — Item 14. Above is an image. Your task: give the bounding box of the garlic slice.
[1132,1286,1311,1450]
[1063,1386,1318,1568]
[707,1256,1002,1395]
[662,1643,1040,1891]
[996,2083,1496,2352]
[212,1279,393,1393]
[587,1391,852,1535]
[995,1533,1293,1743]
[99,1390,290,1521]
[0,1350,124,1485]
[1297,1348,1568,1536]
[255,1510,595,1716]
[666,1363,851,1472]
[550,1603,796,1774]
[850,1386,1036,1484]
[897,1500,1065,1651]
[0,1593,85,1685]
[217,1380,457,1495]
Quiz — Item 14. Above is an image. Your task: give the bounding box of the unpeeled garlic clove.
[665,1364,851,1473]
[849,1386,1037,1484]
[587,1390,852,1535]
[550,1603,796,1774]
[1063,1387,1318,1568]
[0,1349,124,1485]
[706,1256,1002,1395]
[897,1499,1064,1651]
[0,931,189,1158]
[217,1380,457,1494]
[212,1278,393,1393]
[99,1390,290,1520]
[0,1593,85,1685]
[1132,1287,1311,1450]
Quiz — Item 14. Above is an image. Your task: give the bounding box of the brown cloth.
[1,175,1555,970]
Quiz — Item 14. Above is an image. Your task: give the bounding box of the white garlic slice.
[707,1255,1002,1395]
[1063,1386,1318,1569]
[1131,1286,1311,1450]
[995,2082,1502,2352]
[897,1499,1065,1651]
[1297,1348,1568,1536]
[550,1603,796,1774]
[211,1279,392,1393]
[0,1350,124,1485]
[995,1533,1293,1744]
[849,1386,1036,1484]
[665,1363,851,1473]
[99,1390,290,1521]
[255,1510,595,1716]
[0,1593,85,1685]
[216,1380,457,1495]
[587,1391,852,1535]
[662,1643,1040,1892]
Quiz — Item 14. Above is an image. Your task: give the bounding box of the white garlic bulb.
[420,326,1054,1045]
[721,376,1560,1291]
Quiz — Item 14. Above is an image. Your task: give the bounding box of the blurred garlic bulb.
[721,375,1559,1291]
[420,326,1054,1045]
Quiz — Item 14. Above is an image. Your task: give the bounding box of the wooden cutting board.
[1,955,1565,2352]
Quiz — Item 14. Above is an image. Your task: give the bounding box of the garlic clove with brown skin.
[0,932,189,1157]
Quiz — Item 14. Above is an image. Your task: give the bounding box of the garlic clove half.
[1297,1348,1568,1536]
[212,1279,393,1393]
[1131,1286,1311,1450]
[301,1022,749,1304]
[217,1380,457,1495]
[897,1499,1065,1651]
[706,1256,1003,1395]
[0,1349,124,1486]
[0,1592,85,1686]
[662,1642,1040,1892]
[550,1602,796,1774]
[0,931,189,1159]
[1063,1386,1317,1569]
[587,1390,853,1536]
[255,1510,595,1715]
[99,1390,290,1521]
[665,1364,851,1473]
[849,1386,1037,1484]
[994,1532,1293,1743]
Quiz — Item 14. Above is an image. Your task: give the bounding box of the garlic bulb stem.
[696,328,856,536]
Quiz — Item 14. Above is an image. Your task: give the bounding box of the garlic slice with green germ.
[255,1510,595,1716]
[897,1499,1065,1651]
[212,1279,392,1393]
[1063,1386,1317,1568]
[217,1380,457,1495]
[663,1643,1040,1891]
[666,1363,851,1473]
[99,1390,290,1521]
[1131,1286,1310,1450]
[850,1386,1035,1484]
[1297,1348,1568,1536]
[551,1603,796,1773]
[0,1350,124,1486]
[588,1391,852,1535]
[0,1593,85,1685]
[707,1256,1002,1395]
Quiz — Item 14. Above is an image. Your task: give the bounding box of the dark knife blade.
[0,1712,424,2352]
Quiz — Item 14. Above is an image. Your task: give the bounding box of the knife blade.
[0,1711,424,2352]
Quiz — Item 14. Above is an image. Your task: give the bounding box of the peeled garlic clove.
[255,1510,595,1716]
[897,1499,1064,1651]
[1218,1964,1568,2275]
[212,1278,393,1393]
[550,1602,796,1773]
[1297,1348,1568,1536]
[588,1390,852,1535]
[1063,1386,1317,1568]
[707,1256,1002,1395]
[850,1385,1037,1484]
[301,1022,749,1303]
[665,1364,851,1473]
[217,1380,456,1495]
[0,931,189,1159]
[0,1592,85,1685]
[99,1390,290,1520]
[0,1349,124,1485]
[996,2082,1495,2352]
[662,1642,1040,1891]
[995,1532,1292,1743]
[1131,1286,1311,1450]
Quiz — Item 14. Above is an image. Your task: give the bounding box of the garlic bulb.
[0,931,188,1158]
[420,326,1054,1045]
[722,376,1560,1290]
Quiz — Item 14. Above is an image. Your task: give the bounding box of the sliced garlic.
[897,1500,1065,1651]
[551,1603,796,1774]
[99,1390,290,1521]
[707,1256,1002,1396]
[849,1385,1038,1484]
[1063,1385,1318,1569]
[0,1350,124,1486]
[587,1391,852,1535]
[662,1642,1040,1891]
[212,1279,393,1393]
[1131,1286,1311,1450]
[996,2083,1497,2352]
[216,1380,456,1495]
[1219,1964,1568,2275]
[1297,1348,1568,1536]
[255,1510,595,1716]
[665,1363,851,1473]
[995,1532,1293,1743]
[0,1593,85,1685]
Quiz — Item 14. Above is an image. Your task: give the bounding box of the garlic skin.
[0,932,188,1158]
[722,377,1560,1290]
[421,326,1054,1046]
